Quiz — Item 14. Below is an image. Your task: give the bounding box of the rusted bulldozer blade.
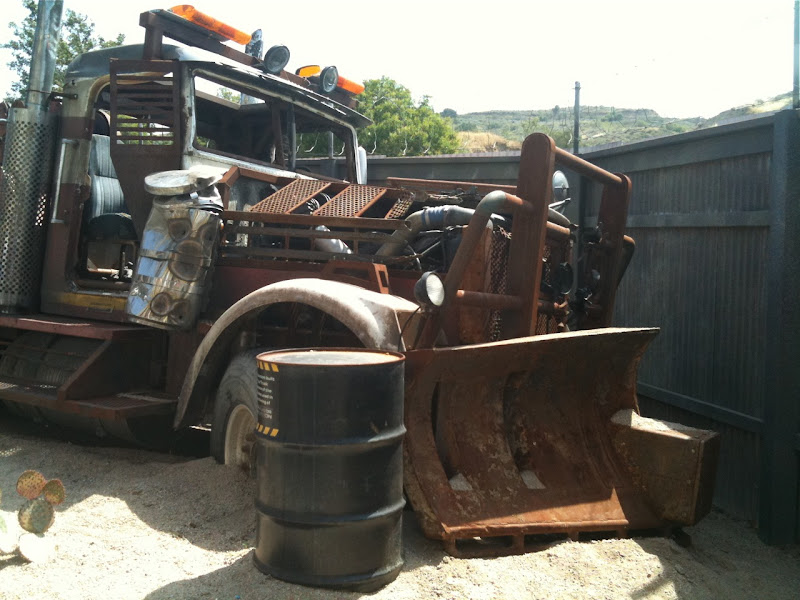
[403,327,720,558]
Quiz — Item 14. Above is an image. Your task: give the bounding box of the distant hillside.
[447,92,793,152]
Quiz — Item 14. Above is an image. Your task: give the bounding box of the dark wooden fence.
[327,111,800,543]
[582,111,800,545]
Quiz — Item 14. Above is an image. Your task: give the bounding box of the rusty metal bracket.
[320,260,391,294]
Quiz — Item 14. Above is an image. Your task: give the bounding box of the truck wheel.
[210,350,262,476]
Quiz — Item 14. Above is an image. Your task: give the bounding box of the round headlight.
[319,66,339,94]
[414,271,445,308]
[263,44,290,75]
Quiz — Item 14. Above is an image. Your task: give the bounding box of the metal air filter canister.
[126,168,223,329]
[0,107,57,313]
[254,348,406,592]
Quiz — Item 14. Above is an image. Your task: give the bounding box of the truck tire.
[210,350,263,476]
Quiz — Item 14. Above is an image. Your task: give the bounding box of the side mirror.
[356,146,368,184]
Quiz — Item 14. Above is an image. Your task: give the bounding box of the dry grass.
[457,131,521,153]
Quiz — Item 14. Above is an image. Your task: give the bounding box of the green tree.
[522,113,540,136]
[356,77,459,156]
[3,0,125,100]
[549,128,572,148]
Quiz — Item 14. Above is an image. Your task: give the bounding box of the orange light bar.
[337,76,365,95]
[296,65,321,77]
[170,5,251,45]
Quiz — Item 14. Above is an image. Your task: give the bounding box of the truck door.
[40,60,182,322]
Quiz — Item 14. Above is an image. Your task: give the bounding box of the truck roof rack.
[138,9,359,109]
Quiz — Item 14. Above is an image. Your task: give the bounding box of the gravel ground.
[0,412,798,600]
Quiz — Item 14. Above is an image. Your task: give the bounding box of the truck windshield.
[192,72,353,178]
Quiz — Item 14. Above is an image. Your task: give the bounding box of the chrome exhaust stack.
[0,0,64,313]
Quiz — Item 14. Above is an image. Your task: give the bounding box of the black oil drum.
[253,348,405,592]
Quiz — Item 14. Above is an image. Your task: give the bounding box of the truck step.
[0,314,157,341]
[69,393,177,419]
[0,377,175,419]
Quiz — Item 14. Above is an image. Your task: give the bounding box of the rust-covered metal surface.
[249,179,331,214]
[109,59,182,238]
[403,327,720,556]
[312,184,386,217]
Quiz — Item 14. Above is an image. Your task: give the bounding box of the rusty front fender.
[173,278,418,428]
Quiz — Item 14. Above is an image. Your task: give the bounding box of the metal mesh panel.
[541,245,552,285]
[313,184,386,217]
[250,179,330,214]
[487,227,511,341]
[384,193,413,219]
[0,107,57,312]
[536,245,558,335]
[35,337,101,386]
[536,313,557,334]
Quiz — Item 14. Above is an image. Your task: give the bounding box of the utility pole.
[794,0,799,109]
[573,81,581,154]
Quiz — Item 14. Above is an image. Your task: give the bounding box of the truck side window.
[193,75,279,164]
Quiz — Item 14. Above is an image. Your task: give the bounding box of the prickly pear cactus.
[18,498,55,534]
[42,479,66,506]
[16,470,46,500]
[4,472,67,560]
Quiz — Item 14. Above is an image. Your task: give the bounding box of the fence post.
[760,109,800,544]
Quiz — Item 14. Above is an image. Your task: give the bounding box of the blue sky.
[0,0,794,118]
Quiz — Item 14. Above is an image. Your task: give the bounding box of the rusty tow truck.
[0,4,719,556]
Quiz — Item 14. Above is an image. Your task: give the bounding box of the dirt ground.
[0,412,798,600]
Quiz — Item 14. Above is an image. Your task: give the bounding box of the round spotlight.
[319,66,339,94]
[263,44,290,75]
[414,271,445,308]
[552,170,570,204]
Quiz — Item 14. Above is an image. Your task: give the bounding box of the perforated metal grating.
[487,227,511,341]
[0,108,57,311]
[537,245,557,335]
[313,184,386,217]
[250,179,331,214]
[384,193,414,219]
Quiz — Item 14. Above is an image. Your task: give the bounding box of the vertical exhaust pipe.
[27,0,63,111]
[794,0,799,109]
[0,0,64,313]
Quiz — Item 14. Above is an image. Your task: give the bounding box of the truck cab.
[43,9,370,324]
